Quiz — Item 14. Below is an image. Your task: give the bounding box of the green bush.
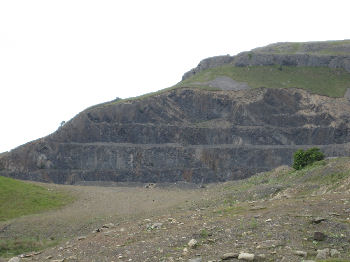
[293,147,325,170]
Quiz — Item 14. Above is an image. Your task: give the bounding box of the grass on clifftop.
[90,84,219,110]
[89,64,350,111]
[253,39,350,55]
[178,65,350,97]
[0,176,72,221]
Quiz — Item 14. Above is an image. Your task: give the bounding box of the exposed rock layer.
[1,88,350,184]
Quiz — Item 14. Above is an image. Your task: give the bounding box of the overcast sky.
[0,0,349,153]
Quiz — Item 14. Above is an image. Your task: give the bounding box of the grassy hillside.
[222,157,350,203]
[0,176,74,257]
[0,176,72,221]
[178,65,350,97]
[208,158,350,261]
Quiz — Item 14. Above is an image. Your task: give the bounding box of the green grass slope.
[0,176,72,221]
[178,65,350,97]
[0,238,58,258]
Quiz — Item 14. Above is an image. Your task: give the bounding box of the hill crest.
[182,39,350,81]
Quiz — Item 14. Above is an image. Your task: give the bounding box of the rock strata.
[1,87,350,184]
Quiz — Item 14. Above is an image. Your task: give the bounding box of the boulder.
[188,239,198,248]
[221,253,239,260]
[238,252,255,261]
[8,258,20,262]
[316,248,330,260]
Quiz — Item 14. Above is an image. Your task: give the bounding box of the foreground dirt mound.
[1,88,350,184]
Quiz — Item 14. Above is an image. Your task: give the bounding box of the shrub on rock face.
[293,147,325,170]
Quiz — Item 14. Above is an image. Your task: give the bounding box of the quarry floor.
[1,181,350,262]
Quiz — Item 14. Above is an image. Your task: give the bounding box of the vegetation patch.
[0,238,58,258]
[178,65,350,97]
[0,176,73,221]
[199,229,210,239]
[293,147,325,170]
[214,203,247,216]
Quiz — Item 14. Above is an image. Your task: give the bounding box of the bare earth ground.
[0,182,204,243]
[1,169,350,262]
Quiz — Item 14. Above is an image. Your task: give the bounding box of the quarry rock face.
[1,87,350,184]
